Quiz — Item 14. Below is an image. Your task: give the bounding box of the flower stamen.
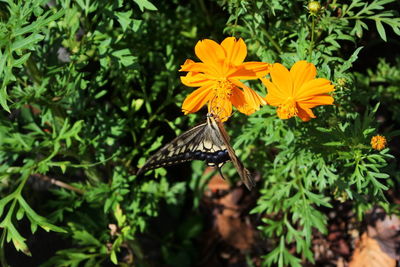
[214,80,234,98]
[277,98,298,119]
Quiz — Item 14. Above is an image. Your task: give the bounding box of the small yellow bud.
[337,78,347,87]
[308,1,321,16]
[371,135,387,151]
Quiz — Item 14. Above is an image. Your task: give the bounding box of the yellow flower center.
[214,80,234,98]
[209,79,234,119]
[277,98,298,119]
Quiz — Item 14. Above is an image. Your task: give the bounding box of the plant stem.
[232,2,241,37]
[262,29,282,54]
[308,16,315,61]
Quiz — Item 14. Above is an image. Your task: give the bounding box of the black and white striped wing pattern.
[136,119,230,176]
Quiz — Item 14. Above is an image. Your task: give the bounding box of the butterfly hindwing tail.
[210,115,255,190]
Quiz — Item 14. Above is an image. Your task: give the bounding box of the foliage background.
[0,0,399,266]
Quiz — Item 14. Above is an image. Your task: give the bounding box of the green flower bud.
[308,1,321,16]
[337,78,347,87]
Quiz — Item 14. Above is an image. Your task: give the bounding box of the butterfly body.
[137,114,255,190]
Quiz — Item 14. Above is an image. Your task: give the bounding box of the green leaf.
[18,197,66,233]
[115,11,133,31]
[12,53,31,68]
[13,9,65,36]
[1,220,31,256]
[11,34,44,51]
[111,49,137,67]
[375,20,387,41]
[0,80,10,113]
[134,0,158,11]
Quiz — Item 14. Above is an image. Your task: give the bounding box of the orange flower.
[371,135,387,151]
[180,37,271,120]
[262,61,335,121]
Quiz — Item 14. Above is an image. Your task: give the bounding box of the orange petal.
[290,61,316,91]
[231,87,259,115]
[227,67,260,80]
[179,59,195,71]
[221,37,247,66]
[230,87,248,113]
[270,63,293,97]
[242,62,271,78]
[298,95,334,108]
[265,94,284,107]
[180,73,215,87]
[182,84,214,114]
[261,78,286,105]
[194,39,225,75]
[231,79,266,109]
[180,62,220,77]
[297,103,316,121]
[296,78,335,99]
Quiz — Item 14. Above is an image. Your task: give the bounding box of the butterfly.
[136,113,255,190]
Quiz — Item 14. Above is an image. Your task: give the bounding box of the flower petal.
[290,61,316,90]
[297,104,316,121]
[262,78,286,106]
[221,37,247,66]
[265,94,285,107]
[195,39,225,75]
[227,67,260,80]
[180,62,220,77]
[230,87,259,115]
[231,79,266,109]
[296,78,335,99]
[182,84,214,114]
[270,63,293,97]
[298,95,334,108]
[230,87,248,112]
[242,62,271,78]
[180,72,215,87]
[179,59,195,71]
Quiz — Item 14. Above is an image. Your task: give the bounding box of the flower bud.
[371,135,387,151]
[337,78,347,87]
[308,1,321,16]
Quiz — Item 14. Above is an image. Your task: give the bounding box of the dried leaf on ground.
[216,214,254,252]
[349,233,396,267]
[367,213,400,260]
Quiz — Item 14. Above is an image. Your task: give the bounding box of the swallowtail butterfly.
[136,113,255,190]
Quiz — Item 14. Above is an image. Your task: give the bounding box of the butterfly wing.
[137,114,255,190]
[209,115,255,190]
[136,121,230,175]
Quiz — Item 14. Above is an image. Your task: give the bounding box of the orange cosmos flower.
[262,61,334,121]
[371,135,387,151]
[180,37,271,120]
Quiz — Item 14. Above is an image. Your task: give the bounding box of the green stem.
[261,29,282,54]
[0,230,8,267]
[232,3,241,37]
[308,16,315,61]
